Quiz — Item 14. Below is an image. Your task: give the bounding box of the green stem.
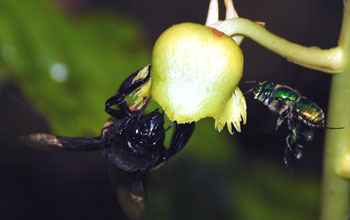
[216,1,350,218]
[217,18,344,73]
[321,0,350,219]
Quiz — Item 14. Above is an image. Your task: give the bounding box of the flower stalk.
[321,0,350,219]
[216,18,344,73]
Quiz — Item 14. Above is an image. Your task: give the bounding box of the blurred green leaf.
[232,160,320,220]
[146,157,320,220]
[183,118,238,166]
[0,0,150,135]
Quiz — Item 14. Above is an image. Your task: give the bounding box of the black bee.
[22,66,195,219]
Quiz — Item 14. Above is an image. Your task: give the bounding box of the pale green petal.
[214,87,246,134]
[132,64,152,106]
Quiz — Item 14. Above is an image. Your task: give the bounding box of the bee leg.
[152,122,195,170]
[105,66,151,117]
[283,142,303,167]
[276,116,285,132]
[286,134,303,160]
[283,119,304,166]
[276,107,291,131]
[287,117,300,142]
[283,144,293,167]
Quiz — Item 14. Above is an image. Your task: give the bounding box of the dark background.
[0,0,343,219]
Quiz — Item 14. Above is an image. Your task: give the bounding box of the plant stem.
[321,1,350,219]
[217,18,344,73]
[217,1,350,218]
[216,1,349,217]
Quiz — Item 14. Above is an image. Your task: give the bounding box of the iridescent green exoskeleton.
[247,81,325,166]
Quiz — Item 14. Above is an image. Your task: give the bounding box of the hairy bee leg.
[104,107,125,119]
[287,118,299,143]
[284,132,304,167]
[287,118,306,158]
[105,66,151,117]
[152,122,195,170]
[21,134,105,151]
[283,145,303,166]
[276,116,285,131]
[283,141,303,167]
[168,122,195,157]
[283,145,293,167]
[275,106,292,131]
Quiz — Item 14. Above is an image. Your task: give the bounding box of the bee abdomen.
[293,97,325,128]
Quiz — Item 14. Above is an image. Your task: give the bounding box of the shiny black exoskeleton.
[246,81,325,166]
[104,100,167,173]
[24,66,194,172]
[22,66,195,218]
[103,66,195,172]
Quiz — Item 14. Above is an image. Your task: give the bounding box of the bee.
[22,66,195,218]
[246,81,327,166]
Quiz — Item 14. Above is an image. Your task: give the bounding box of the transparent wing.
[20,133,105,151]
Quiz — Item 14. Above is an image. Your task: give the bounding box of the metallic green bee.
[246,81,325,166]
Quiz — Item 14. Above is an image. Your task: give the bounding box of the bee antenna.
[245,80,257,84]
[325,126,345,129]
[244,87,256,95]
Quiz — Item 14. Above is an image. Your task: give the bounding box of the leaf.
[0,0,150,135]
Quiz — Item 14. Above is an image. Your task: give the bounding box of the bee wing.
[108,163,147,220]
[20,133,105,151]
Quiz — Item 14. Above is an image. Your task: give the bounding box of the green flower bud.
[135,22,246,133]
